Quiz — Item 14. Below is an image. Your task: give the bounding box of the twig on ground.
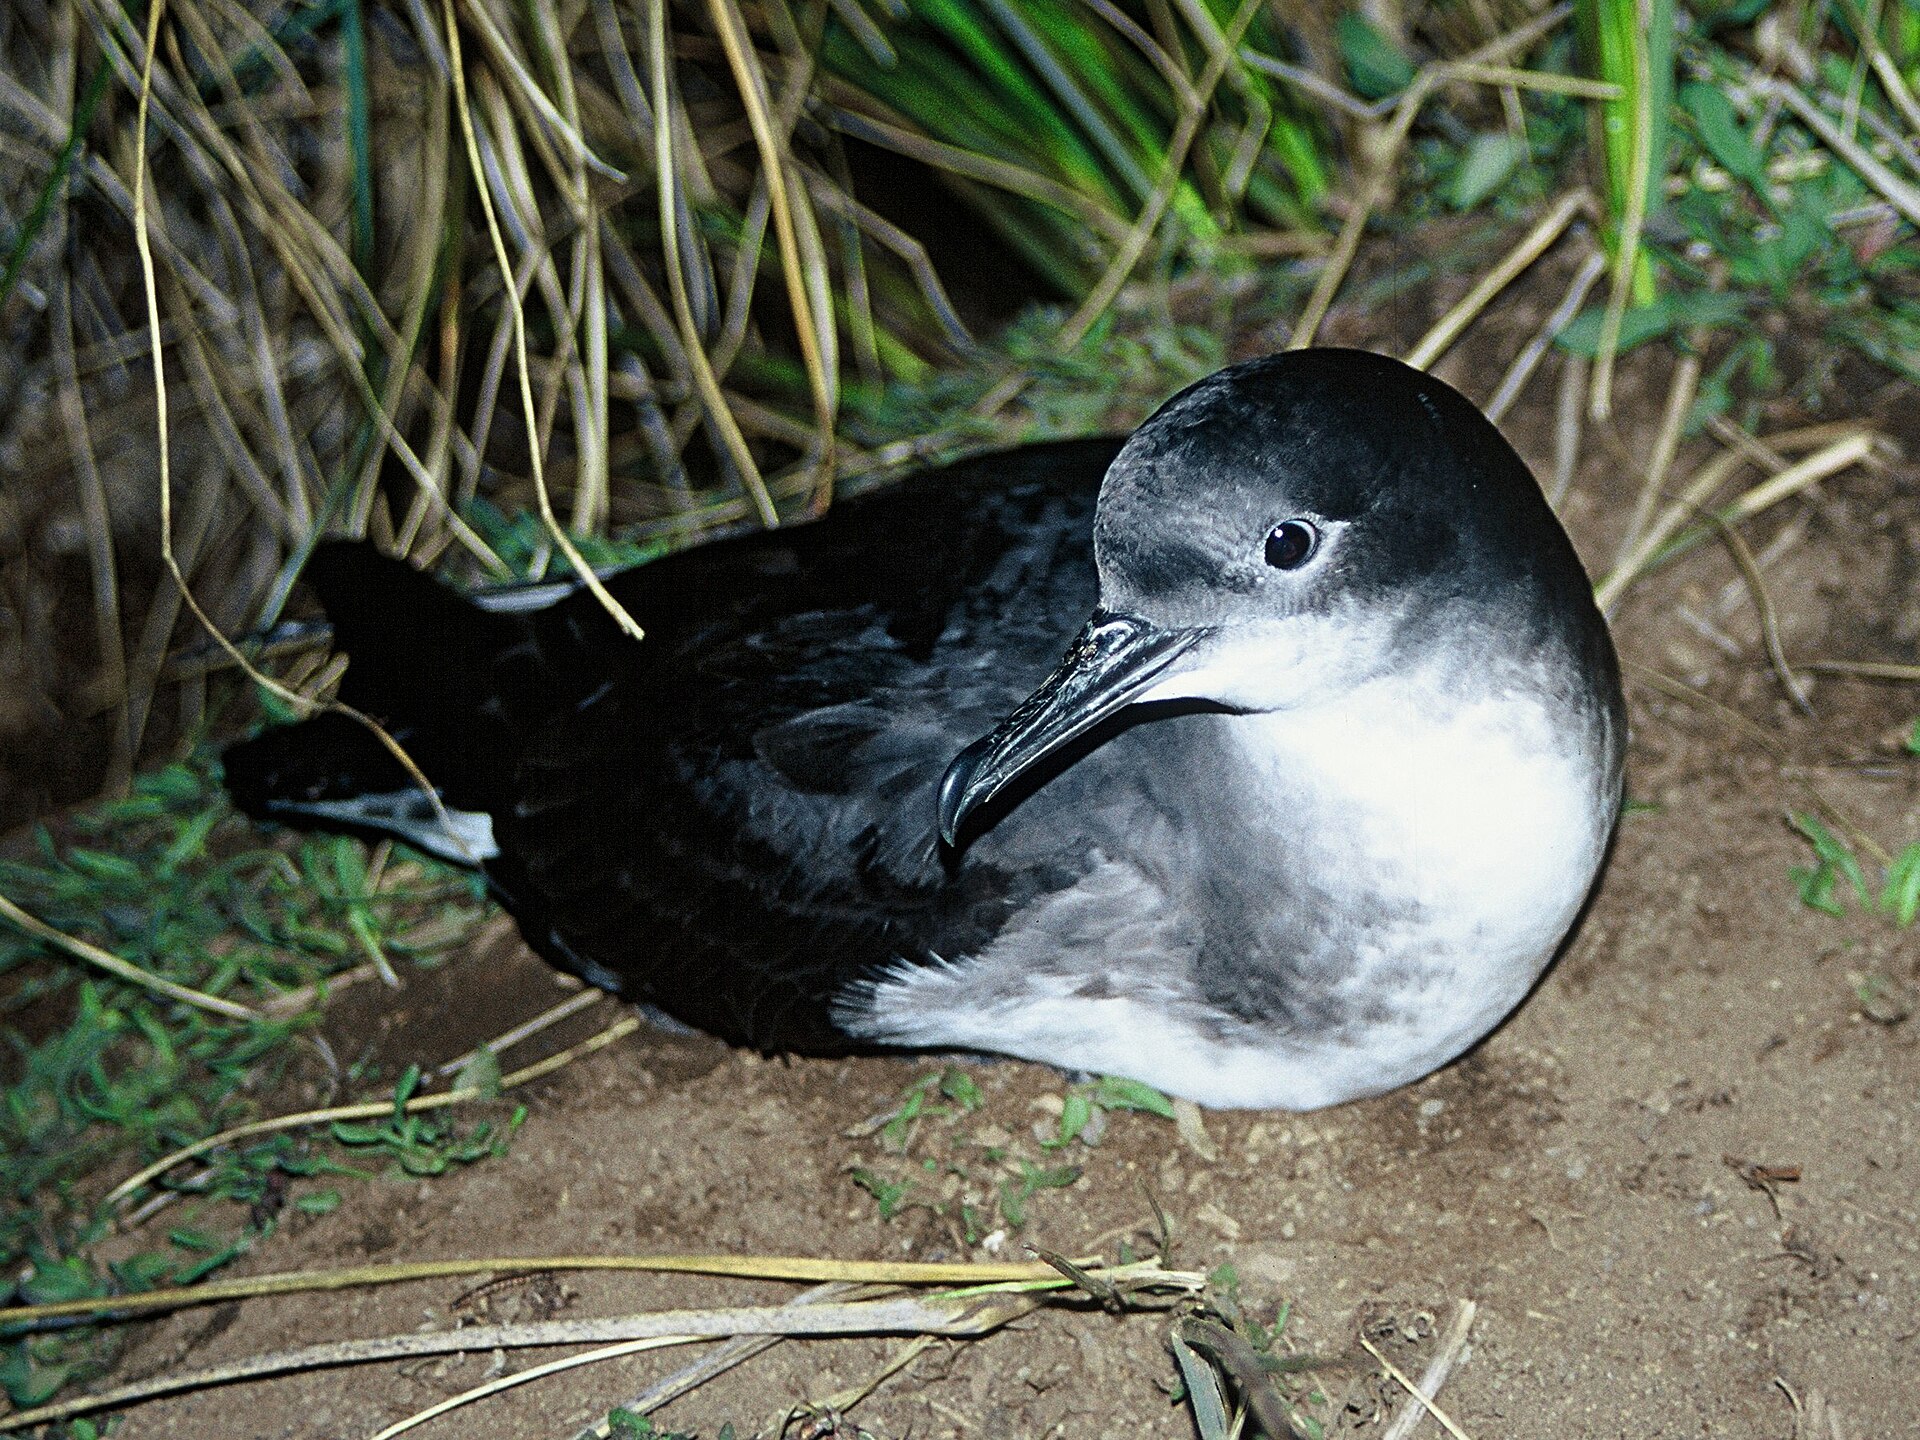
[0,1291,1050,1431]
[3,1262,1202,1432]
[0,1253,1136,1328]
[1378,1299,1477,1440]
[567,1282,862,1440]
[434,985,604,1078]
[1360,1326,1477,1440]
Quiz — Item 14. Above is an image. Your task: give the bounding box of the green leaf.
[881,1077,932,1152]
[938,1067,982,1111]
[1680,83,1767,194]
[1790,864,1845,917]
[19,1250,102,1305]
[1092,1075,1175,1118]
[66,849,147,887]
[453,1047,502,1100]
[1000,1158,1083,1225]
[391,1063,423,1114]
[297,1189,343,1216]
[1555,291,1744,357]
[0,1348,76,1409]
[1054,1091,1093,1147]
[1335,12,1414,100]
[1879,843,1920,926]
[1169,1328,1233,1440]
[850,1167,914,1220]
[110,1251,177,1292]
[1447,132,1527,212]
[1789,813,1871,914]
[1556,303,1674,356]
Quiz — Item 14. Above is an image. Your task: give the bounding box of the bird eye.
[1264,520,1318,570]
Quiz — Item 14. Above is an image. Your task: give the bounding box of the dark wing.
[486,440,1120,1052]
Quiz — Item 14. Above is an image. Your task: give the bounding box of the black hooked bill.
[937,608,1203,845]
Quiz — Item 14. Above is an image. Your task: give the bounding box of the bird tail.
[222,541,575,860]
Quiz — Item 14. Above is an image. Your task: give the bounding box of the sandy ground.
[69,261,1920,1437]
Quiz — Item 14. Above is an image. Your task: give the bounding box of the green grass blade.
[0,62,112,311]
[340,0,376,276]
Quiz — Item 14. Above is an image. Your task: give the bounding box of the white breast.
[848,664,1616,1110]
[1250,668,1610,967]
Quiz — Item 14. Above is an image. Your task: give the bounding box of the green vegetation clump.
[0,757,495,1410]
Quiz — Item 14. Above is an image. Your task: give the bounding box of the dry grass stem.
[1707,510,1813,712]
[1059,0,1263,350]
[1290,3,1573,349]
[650,0,777,527]
[1596,430,1879,611]
[444,0,646,637]
[1611,351,1702,568]
[1290,78,1433,350]
[1403,189,1590,372]
[1487,249,1606,423]
[112,0,496,882]
[1624,661,1888,865]
[0,1249,1148,1328]
[1359,1329,1478,1440]
[1549,350,1587,506]
[812,1331,942,1414]
[703,0,837,509]
[819,104,1134,244]
[0,891,260,1022]
[0,1290,1054,1431]
[434,984,604,1078]
[368,1336,704,1440]
[1441,62,1620,99]
[1805,658,1920,681]
[1760,77,1920,227]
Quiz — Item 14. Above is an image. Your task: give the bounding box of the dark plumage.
[225,349,1625,1109]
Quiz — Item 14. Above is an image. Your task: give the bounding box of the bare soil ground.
[81,256,1920,1437]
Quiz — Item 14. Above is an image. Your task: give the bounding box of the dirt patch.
[88,266,1920,1438]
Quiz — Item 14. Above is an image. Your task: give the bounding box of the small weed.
[849,1167,917,1221]
[329,1066,525,1177]
[849,1067,1175,1238]
[1787,812,1902,920]
[605,1410,733,1440]
[997,1160,1083,1227]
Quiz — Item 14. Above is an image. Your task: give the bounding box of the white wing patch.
[269,791,499,864]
